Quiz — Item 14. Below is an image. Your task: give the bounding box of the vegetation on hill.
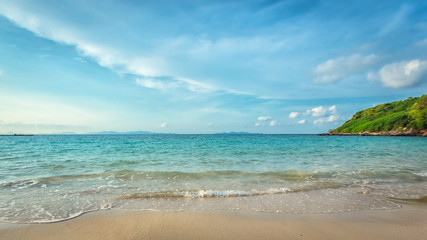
[332,95,427,134]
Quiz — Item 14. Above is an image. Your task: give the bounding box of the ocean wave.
[414,171,427,177]
[118,187,293,200]
[1,168,424,189]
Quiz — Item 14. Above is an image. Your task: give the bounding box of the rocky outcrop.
[320,129,427,137]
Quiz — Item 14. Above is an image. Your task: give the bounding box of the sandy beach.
[1,202,425,240]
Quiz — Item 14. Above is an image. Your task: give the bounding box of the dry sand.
[0,203,426,240]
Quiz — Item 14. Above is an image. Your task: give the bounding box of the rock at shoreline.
[320,129,427,137]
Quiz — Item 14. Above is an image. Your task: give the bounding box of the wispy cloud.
[135,78,175,90]
[0,1,425,134]
[415,38,427,47]
[380,4,412,36]
[313,54,379,83]
[0,2,223,96]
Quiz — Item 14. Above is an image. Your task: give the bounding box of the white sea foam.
[180,188,292,199]
[414,171,427,177]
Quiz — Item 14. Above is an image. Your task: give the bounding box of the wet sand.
[0,203,426,240]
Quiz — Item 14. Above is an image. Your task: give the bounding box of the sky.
[0,0,426,134]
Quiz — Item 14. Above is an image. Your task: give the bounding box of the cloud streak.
[0,2,222,95]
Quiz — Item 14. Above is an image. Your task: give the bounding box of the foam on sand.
[1,203,426,240]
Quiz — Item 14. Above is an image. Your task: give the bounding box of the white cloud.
[310,106,327,117]
[300,105,339,125]
[328,105,337,115]
[307,105,337,117]
[376,59,427,88]
[0,3,220,94]
[312,114,338,125]
[257,116,272,121]
[327,114,339,122]
[313,115,339,124]
[289,112,299,118]
[313,119,324,125]
[255,119,279,127]
[160,123,167,128]
[313,54,379,83]
[0,69,3,76]
[269,120,278,126]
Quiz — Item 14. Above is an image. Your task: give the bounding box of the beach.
[2,0,426,239]
[1,202,426,240]
[1,134,426,239]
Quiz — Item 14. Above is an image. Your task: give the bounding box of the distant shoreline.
[319,130,427,137]
[0,134,34,136]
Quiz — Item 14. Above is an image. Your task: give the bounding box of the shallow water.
[0,134,426,223]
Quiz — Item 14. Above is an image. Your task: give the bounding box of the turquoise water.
[0,134,426,223]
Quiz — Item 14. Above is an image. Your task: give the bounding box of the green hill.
[331,95,427,135]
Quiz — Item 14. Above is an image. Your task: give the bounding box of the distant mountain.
[215,132,262,135]
[94,131,175,135]
[326,94,426,136]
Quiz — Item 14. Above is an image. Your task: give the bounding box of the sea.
[0,134,426,223]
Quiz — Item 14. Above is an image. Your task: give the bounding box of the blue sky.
[0,0,426,134]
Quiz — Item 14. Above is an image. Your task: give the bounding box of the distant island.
[94,131,175,135]
[0,134,34,136]
[321,94,426,136]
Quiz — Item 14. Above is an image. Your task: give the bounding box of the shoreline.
[1,203,426,240]
[319,130,427,137]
